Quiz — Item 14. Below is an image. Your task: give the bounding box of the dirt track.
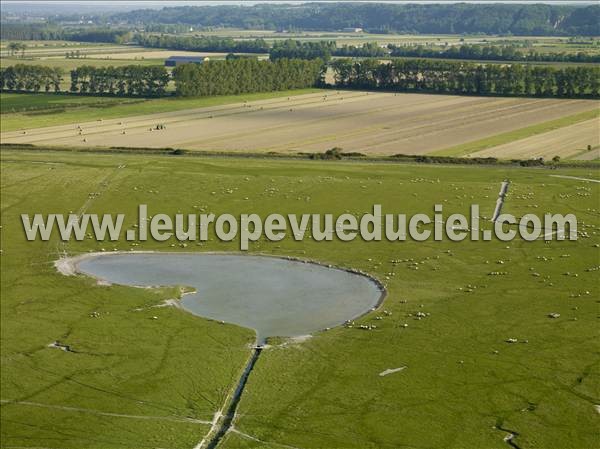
[2,91,597,156]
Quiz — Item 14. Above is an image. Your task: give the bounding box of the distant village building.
[164,56,208,67]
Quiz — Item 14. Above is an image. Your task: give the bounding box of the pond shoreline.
[55,250,387,449]
[54,250,388,343]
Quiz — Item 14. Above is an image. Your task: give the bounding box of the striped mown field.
[3,91,597,159]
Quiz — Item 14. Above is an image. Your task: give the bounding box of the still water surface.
[78,253,383,343]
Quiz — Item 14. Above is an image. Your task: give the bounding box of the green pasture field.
[532,41,600,55]
[0,89,323,132]
[0,93,144,114]
[1,149,598,449]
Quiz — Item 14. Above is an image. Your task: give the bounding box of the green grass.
[1,92,143,113]
[431,108,600,157]
[1,149,598,448]
[0,89,323,132]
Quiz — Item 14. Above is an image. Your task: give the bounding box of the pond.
[76,253,384,343]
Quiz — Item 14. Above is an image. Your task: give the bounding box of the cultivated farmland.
[2,91,598,159]
[0,42,130,58]
[40,50,230,60]
[471,118,599,160]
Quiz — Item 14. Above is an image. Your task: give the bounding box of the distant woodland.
[2,4,600,38]
[113,3,600,36]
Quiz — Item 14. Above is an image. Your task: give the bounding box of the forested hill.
[113,3,600,36]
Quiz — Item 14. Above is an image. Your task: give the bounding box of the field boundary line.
[230,427,304,449]
[3,144,600,169]
[549,175,600,183]
[0,399,211,424]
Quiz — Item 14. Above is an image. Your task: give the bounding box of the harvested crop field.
[44,50,229,60]
[573,147,600,160]
[470,118,600,160]
[2,91,597,157]
[0,45,141,58]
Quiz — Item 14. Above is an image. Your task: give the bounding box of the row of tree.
[132,36,387,61]
[65,50,87,59]
[0,24,131,43]
[270,39,599,63]
[69,66,170,96]
[0,65,63,92]
[270,40,388,61]
[3,58,597,99]
[330,59,600,98]
[173,58,324,96]
[0,23,65,41]
[134,34,269,54]
[270,40,337,62]
[389,44,600,64]
[69,29,132,44]
[5,42,27,57]
[335,43,388,58]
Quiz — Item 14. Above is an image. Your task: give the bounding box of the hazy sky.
[1,0,596,17]
[2,0,596,5]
